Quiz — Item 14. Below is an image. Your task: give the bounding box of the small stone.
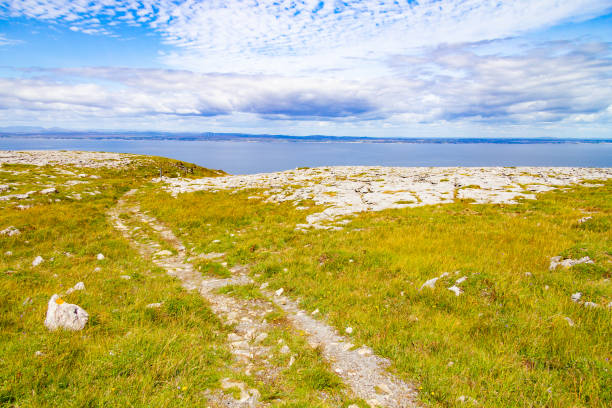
[455,276,468,284]
[120,275,131,280]
[288,355,295,367]
[280,345,290,354]
[5,251,12,256]
[345,326,353,334]
[32,256,44,267]
[524,272,532,277]
[96,253,105,260]
[146,302,163,309]
[583,301,599,309]
[447,361,454,367]
[228,333,242,342]
[253,332,268,344]
[571,292,582,302]
[448,285,463,296]
[212,239,220,244]
[420,277,439,290]
[154,249,172,257]
[578,216,592,223]
[94,267,101,272]
[357,346,372,356]
[0,226,20,236]
[348,405,359,408]
[275,288,284,296]
[40,187,57,194]
[311,308,319,315]
[376,383,392,394]
[260,282,269,289]
[35,350,44,356]
[65,281,85,295]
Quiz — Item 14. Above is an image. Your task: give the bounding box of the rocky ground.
[157,166,612,229]
[0,150,137,168]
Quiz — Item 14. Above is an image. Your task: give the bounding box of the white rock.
[550,256,593,270]
[120,275,131,280]
[448,285,463,296]
[607,302,612,309]
[94,267,101,272]
[457,395,478,404]
[96,253,105,260]
[583,301,599,309]
[35,350,44,356]
[260,282,269,289]
[578,216,592,223]
[311,308,320,315]
[32,255,44,267]
[44,294,89,331]
[280,345,291,354]
[40,187,57,194]
[524,272,533,277]
[146,302,163,309]
[345,326,353,334]
[455,276,468,284]
[571,292,582,302]
[420,277,439,290]
[275,288,284,296]
[5,251,12,256]
[253,332,268,344]
[288,355,295,367]
[212,239,220,244]
[0,226,20,236]
[65,281,85,295]
[154,249,172,257]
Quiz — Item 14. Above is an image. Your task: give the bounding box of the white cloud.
[1,40,609,128]
[2,0,611,75]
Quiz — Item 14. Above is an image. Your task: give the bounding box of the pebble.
[212,239,220,244]
[5,251,12,256]
[120,275,131,280]
[583,301,599,309]
[280,345,290,354]
[311,308,319,315]
[253,332,268,344]
[96,253,105,260]
[288,355,295,367]
[571,292,582,302]
[32,255,44,267]
[65,281,85,295]
[146,302,163,309]
[94,267,101,272]
[448,285,463,296]
[260,282,269,289]
[275,288,284,296]
[345,326,353,334]
[154,249,172,257]
[35,351,44,356]
[0,226,20,236]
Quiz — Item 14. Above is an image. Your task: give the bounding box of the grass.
[2,154,610,407]
[0,160,235,406]
[140,178,612,407]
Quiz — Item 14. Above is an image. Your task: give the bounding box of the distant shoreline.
[0,131,611,145]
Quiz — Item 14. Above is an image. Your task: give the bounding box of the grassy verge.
[140,180,612,407]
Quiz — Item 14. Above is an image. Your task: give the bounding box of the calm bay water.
[1,137,611,174]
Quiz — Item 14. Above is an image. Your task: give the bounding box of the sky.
[0,0,611,138]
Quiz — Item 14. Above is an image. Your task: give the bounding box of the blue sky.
[0,0,611,138]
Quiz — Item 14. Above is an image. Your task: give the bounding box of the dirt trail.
[109,189,420,408]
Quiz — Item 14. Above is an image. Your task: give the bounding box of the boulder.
[44,294,89,331]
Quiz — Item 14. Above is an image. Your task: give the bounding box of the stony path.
[109,189,420,408]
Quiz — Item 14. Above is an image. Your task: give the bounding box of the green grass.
[140,179,612,407]
[0,161,234,407]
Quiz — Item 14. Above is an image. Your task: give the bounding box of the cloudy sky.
[0,0,611,138]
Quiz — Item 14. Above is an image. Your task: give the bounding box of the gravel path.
[109,189,420,407]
